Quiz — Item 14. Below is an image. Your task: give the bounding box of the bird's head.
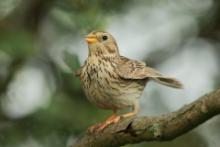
[85,31,119,57]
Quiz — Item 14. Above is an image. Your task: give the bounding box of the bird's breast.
[79,57,146,109]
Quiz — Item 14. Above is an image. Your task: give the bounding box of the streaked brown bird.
[75,31,183,132]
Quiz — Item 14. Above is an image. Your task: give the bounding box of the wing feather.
[115,56,161,79]
[114,56,183,89]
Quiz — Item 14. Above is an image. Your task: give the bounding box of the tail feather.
[151,77,183,89]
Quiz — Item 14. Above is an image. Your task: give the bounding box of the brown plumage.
[75,31,183,132]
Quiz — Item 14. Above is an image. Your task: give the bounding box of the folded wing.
[114,56,183,89]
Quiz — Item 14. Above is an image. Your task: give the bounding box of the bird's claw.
[87,115,121,133]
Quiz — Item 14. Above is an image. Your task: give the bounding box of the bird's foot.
[88,114,121,133]
[87,123,101,133]
[96,115,121,132]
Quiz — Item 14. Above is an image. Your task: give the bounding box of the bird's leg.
[122,101,139,118]
[88,110,120,133]
[96,109,121,132]
[88,102,139,133]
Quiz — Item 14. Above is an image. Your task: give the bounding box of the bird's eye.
[102,35,108,41]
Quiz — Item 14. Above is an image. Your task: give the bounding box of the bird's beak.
[85,34,98,44]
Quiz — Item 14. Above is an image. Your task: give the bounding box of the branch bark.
[72,88,220,147]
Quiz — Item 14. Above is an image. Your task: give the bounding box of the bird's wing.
[74,60,88,77]
[74,64,86,77]
[114,56,183,88]
[74,68,81,76]
[114,56,161,79]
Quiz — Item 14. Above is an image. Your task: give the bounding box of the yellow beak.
[85,34,98,44]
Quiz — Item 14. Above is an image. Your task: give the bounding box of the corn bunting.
[75,31,183,132]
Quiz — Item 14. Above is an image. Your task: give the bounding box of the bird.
[75,31,183,132]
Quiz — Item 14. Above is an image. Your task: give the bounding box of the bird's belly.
[81,72,146,110]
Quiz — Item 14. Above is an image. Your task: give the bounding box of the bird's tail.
[150,77,183,89]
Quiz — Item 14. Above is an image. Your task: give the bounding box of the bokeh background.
[0,0,220,147]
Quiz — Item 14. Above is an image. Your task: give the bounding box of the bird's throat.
[88,45,119,57]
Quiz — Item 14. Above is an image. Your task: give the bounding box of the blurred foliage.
[0,0,219,147]
[0,29,35,58]
[51,0,132,33]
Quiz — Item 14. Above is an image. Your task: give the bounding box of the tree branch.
[72,88,220,147]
